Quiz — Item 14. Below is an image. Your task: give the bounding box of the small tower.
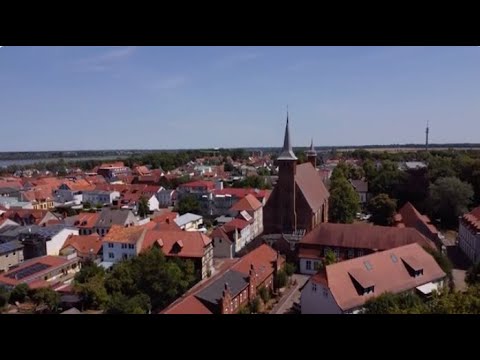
[306,138,317,168]
[425,121,429,152]
[276,111,298,232]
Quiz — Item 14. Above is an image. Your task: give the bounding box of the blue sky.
[1,46,480,151]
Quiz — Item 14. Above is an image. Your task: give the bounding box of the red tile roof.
[294,163,330,212]
[316,243,446,311]
[0,255,75,287]
[179,180,215,190]
[151,211,179,224]
[211,227,232,244]
[395,202,439,241]
[224,218,250,231]
[69,212,101,229]
[103,225,147,244]
[162,244,283,314]
[230,194,262,212]
[99,162,125,168]
[463,206,480,232]
[4,209,53,224]
[142,230,212,258]
[213,188,271,201]
[300,223,436,251]
[61,234,102,256]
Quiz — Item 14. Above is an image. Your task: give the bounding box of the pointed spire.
[278,110,297,161]
[306,138,317,156]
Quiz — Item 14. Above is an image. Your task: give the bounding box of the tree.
[285,263,296,276]
[258,286,271,303]
[176,194,201,215]
[367,194,397,226]
[249,296,261,313]
[138,196,149,218]
[362,292,426,314]
[362,159,378,182]
[75,274,109,310]
[224,162,234,172]
[429,177,473,228]
[83,202,91,209]
[31,288,60,313]
[0,286,10,308]
[324,249,337,266]
[9,283,30,304]
[106,292,151,314]
[329,176,360,224]
[104,247,197,312]
[466,262,480,286]
[74,259,105,284]
[274,270,288,289]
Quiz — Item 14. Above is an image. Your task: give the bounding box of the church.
[263,115,330,236]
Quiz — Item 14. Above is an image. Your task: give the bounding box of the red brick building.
[161,244,285,314]
[263,116,329,235]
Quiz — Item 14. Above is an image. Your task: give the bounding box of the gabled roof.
[349,179,368,193]
[95,209,134,227]
[300,223,436,251]
[179,180,215,189]
[224,218,250,231]
[0,240,24,255]
[211,227,233,244]
[294,163,330,211]
[61,234,102,255]
[230,194,262,212]
[142,230,212,258]
[161,243,283,314]
[65,212,100,229]
[196,270,248,305]
[316,243,446,311]
[102,225,146,244]
[396,202,439,239]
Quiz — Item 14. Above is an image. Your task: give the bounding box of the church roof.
[295,163,329,211]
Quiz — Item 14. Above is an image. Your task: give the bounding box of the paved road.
[270,274,309,314]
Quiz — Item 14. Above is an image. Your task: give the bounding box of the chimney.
[166,218,170,224]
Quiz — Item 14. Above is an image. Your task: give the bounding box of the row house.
[94,208,138,237]
[0,255,81,290]
[60,234,103,260]
[162,244,285,314]
[301,243,446,314]
[229,194,263,239]
[102,225,213,279]
[1,209,61,226]
[96,162,131,180]
[0,240,24,272]
[458,206,480,264]
[55,179,95,205]
[210,186,270,217]
[212,218,253,259]
[298,223,437,275]
[64,212,100,235]
[82,190,120,206]
[19,188,54,210]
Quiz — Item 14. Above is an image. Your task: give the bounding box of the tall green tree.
[138,196,150,218]
[9,283,30,304]
[329,176,360,224]
[367,194,397,226]
[32,288,61,313]
[429,177,473,228]
[176,194,201,215]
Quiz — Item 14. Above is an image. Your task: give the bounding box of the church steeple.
[278,111,297,161]
[306,138,317,168]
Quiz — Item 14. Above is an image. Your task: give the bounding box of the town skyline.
[1,46,480,151]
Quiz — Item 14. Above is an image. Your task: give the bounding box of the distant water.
[0,156,121,168]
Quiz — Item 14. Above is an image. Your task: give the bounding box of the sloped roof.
[349,179,368,193]
[61,234,102,255]
[230,194,262,212]
[103,225,146,244]
[295,163,330,212]
[300,223,436,251]
[317,243,446,311]
[396,202,438,239]
[142,230,212,258]
[463,206,480,232]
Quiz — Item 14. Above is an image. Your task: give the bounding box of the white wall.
[102,242,137,263]
[47,228,79,256]
[299,258,323,275]
[301,279,342,314]
[148,195,159,212]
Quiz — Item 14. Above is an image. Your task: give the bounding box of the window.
[358,249,364,257]
[108,243,114,248]
[334,248,340,258]
[306,260,312,270]
[108,252,114,259]
[128,244,135,249]
[13,252,15,256]
[323,289,328,298]
[121,244,127,249]
[123,254,128,260]
[324,247,331,256]
[312,283,317,292]
[348,249,354,258]
[5,254,8,258]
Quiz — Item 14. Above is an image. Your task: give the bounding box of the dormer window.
[363,286,375,295]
